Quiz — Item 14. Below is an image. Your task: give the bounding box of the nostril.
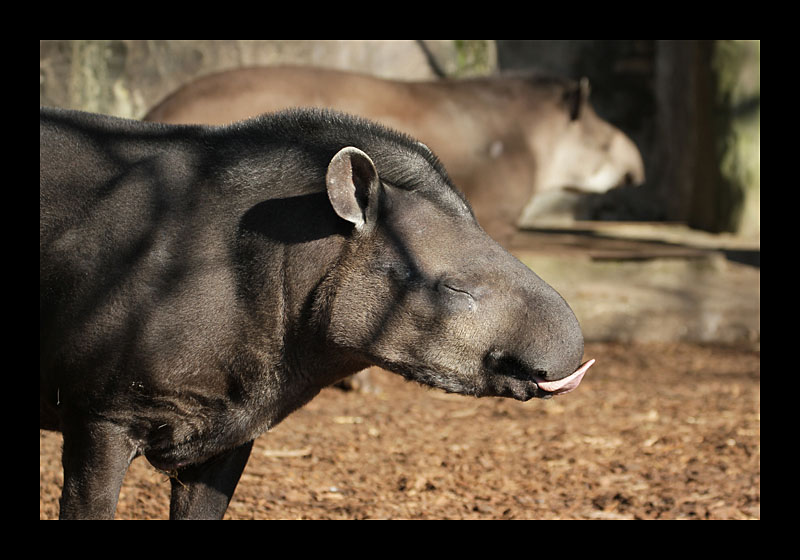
[484,350,545,381]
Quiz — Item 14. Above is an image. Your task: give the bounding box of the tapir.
[144,65,645,242]
[40,106,593,519]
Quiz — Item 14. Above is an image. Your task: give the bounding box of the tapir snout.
[324,158,590,402]
[451,241,587,401]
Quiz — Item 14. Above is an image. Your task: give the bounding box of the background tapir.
[144,65,645,243]
[40,106,592,519]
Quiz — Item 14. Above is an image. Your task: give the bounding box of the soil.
[39,341,760,520]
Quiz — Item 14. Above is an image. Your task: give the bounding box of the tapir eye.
[439,282,476,312]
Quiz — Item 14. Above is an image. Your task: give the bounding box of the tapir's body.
[145,66,645,242]
[40,106,591,519]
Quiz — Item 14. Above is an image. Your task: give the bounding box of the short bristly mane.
[228,108,463,199]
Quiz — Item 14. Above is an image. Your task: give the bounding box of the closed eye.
[442,283,473,297]
[441,283,476,312]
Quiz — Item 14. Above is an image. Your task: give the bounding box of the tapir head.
[537,77,645,194]
[320,142,592,401]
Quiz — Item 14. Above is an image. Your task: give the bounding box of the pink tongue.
[534,359,594,395]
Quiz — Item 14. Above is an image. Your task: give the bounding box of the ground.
[39,341,760,520]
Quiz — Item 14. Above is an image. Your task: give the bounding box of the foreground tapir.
[144,65,645,242]
[40,106,593,519]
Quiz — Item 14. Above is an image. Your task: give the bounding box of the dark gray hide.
[40,107,589,519]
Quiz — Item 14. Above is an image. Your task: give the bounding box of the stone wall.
[40,40,496,120]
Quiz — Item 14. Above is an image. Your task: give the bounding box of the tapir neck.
[230,192,363,390]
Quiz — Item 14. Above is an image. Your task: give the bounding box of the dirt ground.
[40,341,760,520]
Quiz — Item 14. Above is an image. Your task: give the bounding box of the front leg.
[59,418,137,519]
[169,440,254,520]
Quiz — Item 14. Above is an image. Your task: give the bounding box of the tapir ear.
[326,146,379,230]
[565,77,591,121]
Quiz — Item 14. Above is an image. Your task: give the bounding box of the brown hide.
[145,66,644,244]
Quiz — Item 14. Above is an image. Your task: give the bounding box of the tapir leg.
[168,440,254,520]
[59,419,136,519]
